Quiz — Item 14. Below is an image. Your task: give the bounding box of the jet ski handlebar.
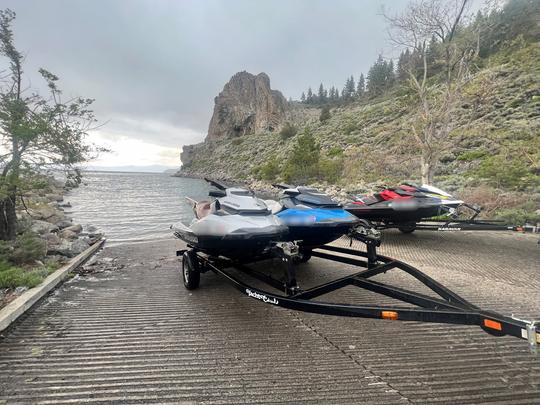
[272,183,295,190]
[204,178,230,190]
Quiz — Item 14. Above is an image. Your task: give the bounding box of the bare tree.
[384,0,475,184]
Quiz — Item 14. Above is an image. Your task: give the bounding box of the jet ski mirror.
[209,189,226,198]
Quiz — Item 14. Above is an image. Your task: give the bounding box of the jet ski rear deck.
[177,230,539,352]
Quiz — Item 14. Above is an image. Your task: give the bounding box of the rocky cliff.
[207,71,287,140]
[179,71,289,170]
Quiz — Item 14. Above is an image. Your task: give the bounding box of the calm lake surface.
[67,172,209,244]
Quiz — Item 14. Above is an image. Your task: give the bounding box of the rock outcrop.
[206,71,288,140]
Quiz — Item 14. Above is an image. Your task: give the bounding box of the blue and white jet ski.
[266,184,359,251]
[172,179,287,260]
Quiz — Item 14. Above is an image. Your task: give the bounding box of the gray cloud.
[0,0,410,149]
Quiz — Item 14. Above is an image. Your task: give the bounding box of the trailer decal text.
[245,289,279,305]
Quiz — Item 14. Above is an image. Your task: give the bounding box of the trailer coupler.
[511,316,539,354]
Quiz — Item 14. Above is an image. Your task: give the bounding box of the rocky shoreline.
[22,180,103,258]
[0,178,103,307]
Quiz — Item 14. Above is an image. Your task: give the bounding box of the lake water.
[66,172,209,244]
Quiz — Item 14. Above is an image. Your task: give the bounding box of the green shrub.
[231,137,244,146]
[319,106,331,123]
[457,150,487,161]
[342,121,357,135]
[319,157,343,183]
[257,157,280,181]
[282,129,320,183]
[508,98,523,108]
[279,122,297,140]
[10,232,47,265]
[0,260,58,289]
[327,147,344,157]
[495,209,540,225]
[474,155,539,190]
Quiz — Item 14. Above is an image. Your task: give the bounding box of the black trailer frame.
[365,216,538,234]
[414,218,538,232]
[178,233,539,352]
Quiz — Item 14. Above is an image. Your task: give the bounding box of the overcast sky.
[0,0,412,169]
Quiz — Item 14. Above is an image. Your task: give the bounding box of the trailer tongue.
[178,230,539,353]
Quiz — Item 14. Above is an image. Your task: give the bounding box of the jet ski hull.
[345,201,446,223]
[173,223,287,259]
[276,208,358,247]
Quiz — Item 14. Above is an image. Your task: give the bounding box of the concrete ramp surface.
[0,231,539,404]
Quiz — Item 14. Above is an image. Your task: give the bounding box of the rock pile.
[20,183,102,262]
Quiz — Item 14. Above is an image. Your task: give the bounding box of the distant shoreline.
[82,169,178,175]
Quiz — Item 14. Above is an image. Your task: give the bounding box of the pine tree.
[342,75,355,101]
[356,73,365,98]
[386,60,395,89]
[329,86,337,101]
[306,87,314,104]
[319,105,331,122]
[367,55,384,96]
[300,92,306,103]
[317,83,326,104]
[396,50,410,82]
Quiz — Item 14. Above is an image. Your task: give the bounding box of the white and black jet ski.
[172,179,287,259]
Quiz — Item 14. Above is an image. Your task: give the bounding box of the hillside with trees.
[178,0,539,223]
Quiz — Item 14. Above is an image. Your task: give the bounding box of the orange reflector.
[484,319,502,331]
[381,311,398,320]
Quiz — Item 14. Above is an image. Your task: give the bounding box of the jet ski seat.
[194,201,212,219]
[356,194,385,205]
[264,199,284,214]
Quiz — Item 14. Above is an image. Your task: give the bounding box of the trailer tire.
[398,223,417,234]
[182,250,200,290]
[298,250,312,263]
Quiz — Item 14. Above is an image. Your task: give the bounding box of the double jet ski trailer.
[177,229,539,352]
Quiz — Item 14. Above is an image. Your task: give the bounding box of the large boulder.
[58,229,78,240]
[48,239,90,258]
[31,220,59,235]
[28,205,64,224]
[64,224,82,234]
[206,71,288,140]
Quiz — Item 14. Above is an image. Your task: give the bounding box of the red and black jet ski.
[344,183,464,232]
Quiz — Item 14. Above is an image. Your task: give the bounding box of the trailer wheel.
[182,250,200,290]
[398,223,417,234]
[298,250,312,263]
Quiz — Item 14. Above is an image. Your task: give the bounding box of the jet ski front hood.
[190,213,287,240]
[277,207,358,227]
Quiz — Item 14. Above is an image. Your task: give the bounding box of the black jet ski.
[172,179,287,260]
[344,183,464,232]
[266,184,359,249]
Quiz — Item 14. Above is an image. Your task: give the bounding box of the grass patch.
[0,261,59,289]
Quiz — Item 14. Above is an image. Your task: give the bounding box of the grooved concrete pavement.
[0,231,539,404]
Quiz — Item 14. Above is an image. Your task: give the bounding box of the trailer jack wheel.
[398,223,417,234]
[182,250,200,290]
[294,249,312,264]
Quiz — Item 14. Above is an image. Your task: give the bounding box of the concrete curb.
[0,238,106,333]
